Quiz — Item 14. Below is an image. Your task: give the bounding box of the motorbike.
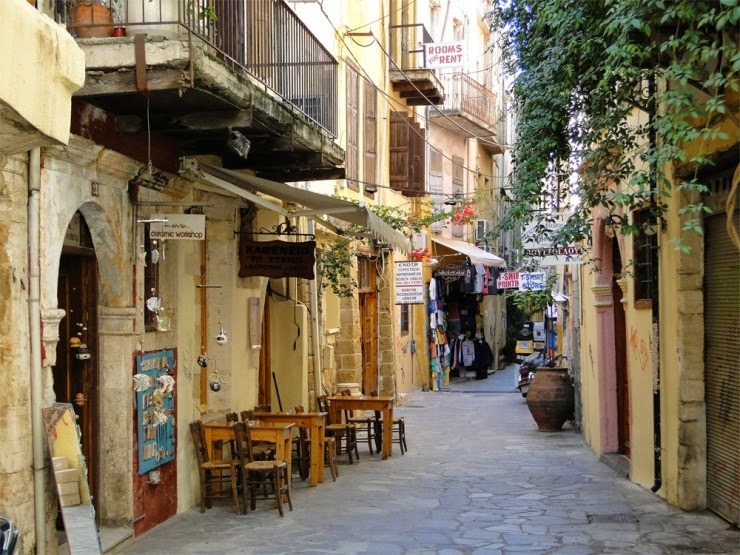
[516,351,545,398]
[516,353,570,397]
[0,516,18,555]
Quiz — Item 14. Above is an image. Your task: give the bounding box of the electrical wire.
[345,0,416,34]
[316,1,512,187]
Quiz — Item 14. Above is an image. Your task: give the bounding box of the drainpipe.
[28,147,46,553]
[308,219,323,406]
[647,73,662,494]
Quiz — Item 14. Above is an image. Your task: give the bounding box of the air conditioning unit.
[289,95,327,128]
[475,219,491,242]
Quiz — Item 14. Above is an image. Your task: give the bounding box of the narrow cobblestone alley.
[120,366,738,555]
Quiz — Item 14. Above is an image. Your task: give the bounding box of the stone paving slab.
[119,366,738,555]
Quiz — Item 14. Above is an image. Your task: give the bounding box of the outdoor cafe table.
[326,395,394,459]
[252,411,327,487]
[202,420,294,484]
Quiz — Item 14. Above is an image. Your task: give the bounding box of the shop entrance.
[54,248,100,511]
[358,258,378,394]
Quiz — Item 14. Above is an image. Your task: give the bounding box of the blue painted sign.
[135,349,176,474]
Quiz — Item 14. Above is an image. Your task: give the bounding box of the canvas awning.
[192,162,411,254]
[432,236,506,267]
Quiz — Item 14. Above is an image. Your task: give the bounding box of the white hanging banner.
[149,214,206,240]
[395,261,424,305]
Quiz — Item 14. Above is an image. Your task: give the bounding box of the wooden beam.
[76,69,189,97]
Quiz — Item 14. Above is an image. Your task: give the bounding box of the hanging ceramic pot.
[525,367,574,432]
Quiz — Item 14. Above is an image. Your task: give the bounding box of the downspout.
[308,219,323,405]
[28,147,46,553]
[647,73,662,494]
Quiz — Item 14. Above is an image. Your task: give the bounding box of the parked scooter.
[516,351,545,398]
[0,516,18,555]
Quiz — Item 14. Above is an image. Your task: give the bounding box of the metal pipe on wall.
[28,147,47,553]
[308,219,323,408]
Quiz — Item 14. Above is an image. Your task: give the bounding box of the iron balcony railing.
[63,0,338,136]
[388,23,433,71]
[436,72,497,131]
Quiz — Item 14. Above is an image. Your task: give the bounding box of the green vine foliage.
[506,274,558,320]
[488,0,739,251]
[316,238,357,298]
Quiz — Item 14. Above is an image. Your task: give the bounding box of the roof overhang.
[187,160,412,254]
[432,235,506,267]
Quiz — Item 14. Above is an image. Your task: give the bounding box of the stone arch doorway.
[53,211,100,511]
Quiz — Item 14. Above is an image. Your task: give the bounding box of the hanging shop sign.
[149,214,206,240]
[395,261,424,304]
[522,214,583,266]
[434,264,466,282]
[238,239,316,279]
[519,272,546,291]
[496,271,520,289]
[424,41,464,69]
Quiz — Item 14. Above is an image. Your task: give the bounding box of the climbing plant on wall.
[488,0,738,251]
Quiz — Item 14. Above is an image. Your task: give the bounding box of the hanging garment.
[472,338,495,380]
[461,338,476,367]
[459,260,477,293]
[474,263,485,294]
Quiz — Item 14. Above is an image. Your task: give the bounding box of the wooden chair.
[232,421,292,516]
[189,421,240,514]
[342,389,378,455]
[317,395,359,464]
[292,406,337,482]
[368,390,407,455]
[239,410,275,460]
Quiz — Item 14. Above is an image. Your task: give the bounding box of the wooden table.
[326,396,394,459]
[202,420,294,484]
[252,412,326,487]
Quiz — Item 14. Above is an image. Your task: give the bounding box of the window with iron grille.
[633,209,658,306]
[400,303,409,334]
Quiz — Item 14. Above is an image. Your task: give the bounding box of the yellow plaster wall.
[578,267,605,452]
[0,1,84,148]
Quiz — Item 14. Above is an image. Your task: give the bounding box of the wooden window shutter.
[389,111,409,193]
[346,65,359,191]
[363,79,377,195]
[390,111,426,197]
[408,119,425,197]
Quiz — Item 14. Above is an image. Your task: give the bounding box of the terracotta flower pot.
[74,3,113,38]
[525,367,575,432]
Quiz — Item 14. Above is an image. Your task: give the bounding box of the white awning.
[432,236,506,267]
[190,161,412,254]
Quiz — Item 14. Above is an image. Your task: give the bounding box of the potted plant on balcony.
[74,0,113,38]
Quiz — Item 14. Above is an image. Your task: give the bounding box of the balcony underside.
[390,69,444,106]
[431,111,502,154]
[74,37,344,182]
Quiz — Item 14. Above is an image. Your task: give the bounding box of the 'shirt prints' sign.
[239,240,316,279]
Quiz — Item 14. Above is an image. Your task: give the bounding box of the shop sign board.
[395,261,424,304]
[238,240,316,279]
[522,214,583,266]
[149,214,205,240]
[519,272,546,291]
[435,264,465,282]
[496,271,520,289]
[424,41,464,69]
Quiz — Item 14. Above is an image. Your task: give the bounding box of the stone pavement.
[119,365,738,554]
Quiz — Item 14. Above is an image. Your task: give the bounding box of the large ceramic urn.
[525,367,575,432]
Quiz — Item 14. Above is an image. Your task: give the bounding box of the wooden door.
[613,273,630,457]
[358,257,378,394]
[54,252,99,509]
[359,292,378,394]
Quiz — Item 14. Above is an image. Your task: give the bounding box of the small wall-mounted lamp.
[443,191,464,206]
[603,214,626,238]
